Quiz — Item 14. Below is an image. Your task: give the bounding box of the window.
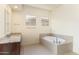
[25,15,36,26]
[40,17,49,26]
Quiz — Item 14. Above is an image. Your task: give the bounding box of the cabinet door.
[0,43,10,55]
[0,44,4,54]
[10,42,20,55]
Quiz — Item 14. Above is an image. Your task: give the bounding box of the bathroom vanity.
[0,33,21,55]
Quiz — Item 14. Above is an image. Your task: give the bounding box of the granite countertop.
[0,33,21,44]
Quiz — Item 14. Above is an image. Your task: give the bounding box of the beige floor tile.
[21,44,52,55]
[63,52,78,55]
[20,44,78,55]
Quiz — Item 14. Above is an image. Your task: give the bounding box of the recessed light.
[14,6,18,9]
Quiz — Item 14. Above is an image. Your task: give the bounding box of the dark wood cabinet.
[0,42,20,55]
[10,42,20,55]
[0,43,10,55]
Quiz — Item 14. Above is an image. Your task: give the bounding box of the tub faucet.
[56,37,60,44]
[56,37,58,43]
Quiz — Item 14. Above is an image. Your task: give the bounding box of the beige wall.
[11,6,52,45]
[51,5,79,54]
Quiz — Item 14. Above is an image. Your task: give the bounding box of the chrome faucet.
[56,37,60,44]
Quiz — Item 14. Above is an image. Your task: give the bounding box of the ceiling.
[27,4,61,11]
[9,4,61,11]
[9,4,24,11]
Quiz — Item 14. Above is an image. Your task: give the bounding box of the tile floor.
[21,44,52,55]
[21,44,77,55]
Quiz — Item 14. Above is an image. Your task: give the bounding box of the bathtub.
[40,35,73,55]
[42,36,65,45]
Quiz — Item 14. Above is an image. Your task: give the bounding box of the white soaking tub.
[41,36,65,54]
[42,36,65,45]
